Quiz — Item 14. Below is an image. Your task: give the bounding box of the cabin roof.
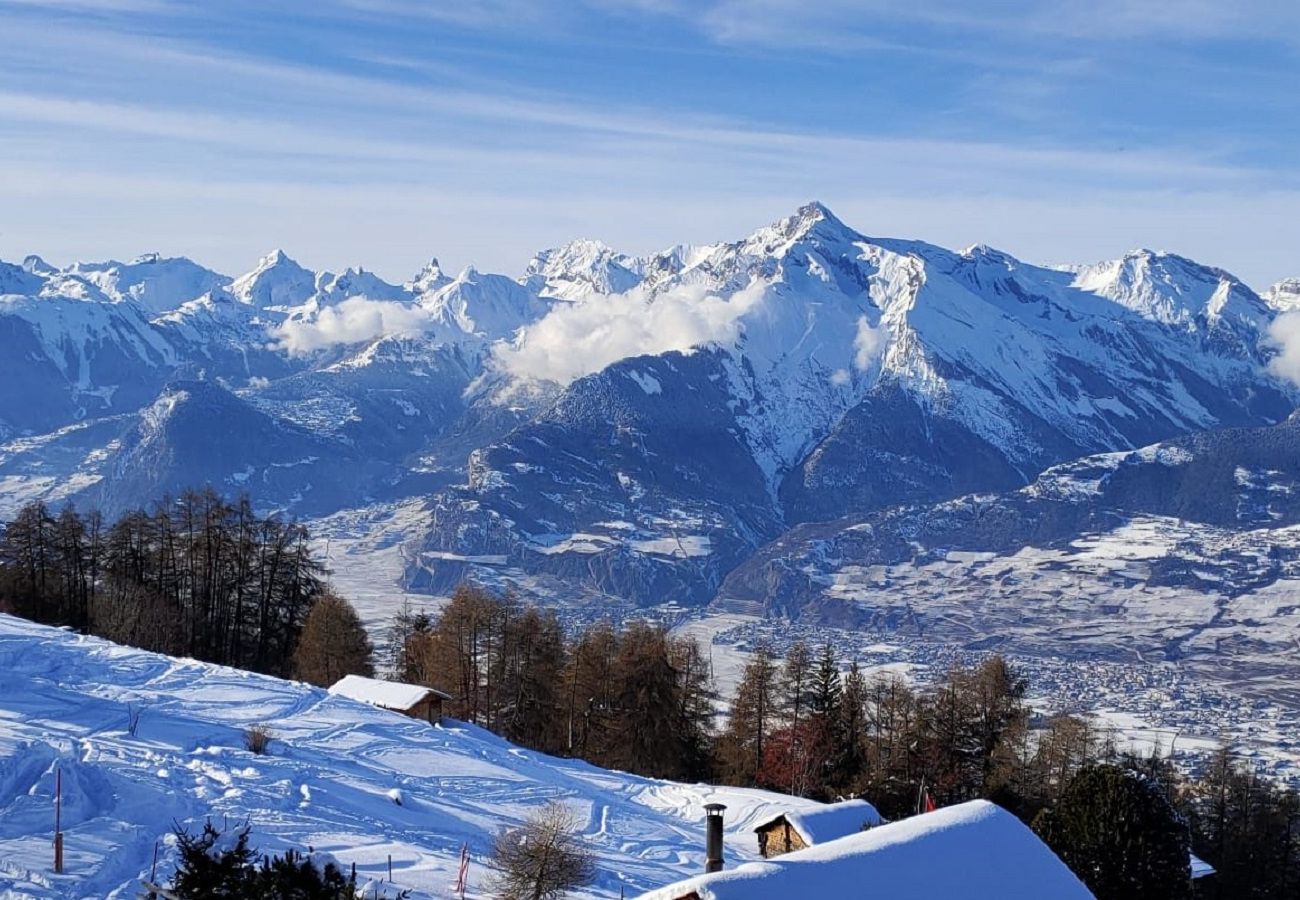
[328,674,451,710]
[752,798,884,845]
[640,801,1094,900]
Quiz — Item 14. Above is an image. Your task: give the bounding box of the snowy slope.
[0,615,826,900]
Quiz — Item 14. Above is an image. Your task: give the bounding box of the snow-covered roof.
[639,801,1095,900]
[752,798,884,845]
[328,674,451,710]
[1190,852,1215,879]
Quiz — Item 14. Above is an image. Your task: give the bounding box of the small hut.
[753,798,884,858]
[328,674,452,723]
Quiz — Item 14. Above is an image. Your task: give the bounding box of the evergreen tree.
[611,622,687,779]
[169,820,259,898]
[1034,764,1192,900]
[831,660,868,793]
[499,606,566,753]
[292,593,374,687]
[718,647,778,785]
[254,847,363,899]
[809,643,843,722]
[562,622,619,763]
[780,641,813,730]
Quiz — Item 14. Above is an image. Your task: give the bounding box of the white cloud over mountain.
[493,283,764,384]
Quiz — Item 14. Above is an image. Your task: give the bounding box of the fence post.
[53,766,63,874]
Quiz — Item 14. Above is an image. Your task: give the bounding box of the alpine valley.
[5,203,1300,746]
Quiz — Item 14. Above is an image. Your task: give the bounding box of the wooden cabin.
[328,674,452,723]
[753,798,883,858]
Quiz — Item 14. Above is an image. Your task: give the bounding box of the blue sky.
[0,0,1296,286]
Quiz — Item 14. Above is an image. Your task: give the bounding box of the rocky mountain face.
[407,205,1296,605]
[1,204,1297,616]
[716,414,1300,674]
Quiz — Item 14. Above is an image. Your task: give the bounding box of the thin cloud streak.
[0,2,1295,290]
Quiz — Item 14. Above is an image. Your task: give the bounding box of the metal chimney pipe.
[704,802,727,873]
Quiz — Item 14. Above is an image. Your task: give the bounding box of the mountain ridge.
[2,203,1298,616]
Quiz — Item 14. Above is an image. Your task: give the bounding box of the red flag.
[455,842,470,896]
[923,791,936,813]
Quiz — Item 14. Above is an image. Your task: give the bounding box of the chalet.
[752,798,883,858]
[638,800,1095,900]
[328,674,452,723]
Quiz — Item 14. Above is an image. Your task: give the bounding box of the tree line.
[2,496,1296,899]
[393,585,1300,898]
[391,585,713,781]
[0,492,328,678]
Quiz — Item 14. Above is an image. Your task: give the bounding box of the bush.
[489,802,595,900]
[244,724,273,755]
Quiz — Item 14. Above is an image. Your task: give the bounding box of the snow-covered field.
[0,615,822,900]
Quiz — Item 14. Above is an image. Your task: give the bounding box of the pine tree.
[1034,764,1191,899]
[611,622,687,779]
[291,592,374,687]
[780,641,813,730]
[499,607,566,753]
[718,647,778,785]
[169,820,259,898]
[831,660,868,793]
[809,643,843,722]
[562,622,619,764]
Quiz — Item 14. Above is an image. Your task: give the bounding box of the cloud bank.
[273,297,432,355]
[493,284,763,384]
[1267,311,1300,387]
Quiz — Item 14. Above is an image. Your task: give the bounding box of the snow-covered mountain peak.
[524,238,642,299]
[1070,247,1266,329]
[230,249,316,308]
[423,267,551,341]
[408,257,452,295]
[21,254,56,275]
[60,254,229,315]
[314,267,408,304]
[741,201,861,257]
[1266,278,1300,312]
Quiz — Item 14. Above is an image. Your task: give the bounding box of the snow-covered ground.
[0,615,824,900]
[308,499,446,652]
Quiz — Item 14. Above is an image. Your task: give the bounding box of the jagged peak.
[230,249,314,308]
[743,200,861,255]
[255,248,296,268]
[408,257,451,294]
[21,254,56,275]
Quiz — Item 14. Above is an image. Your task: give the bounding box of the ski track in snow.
[0,615,822,899]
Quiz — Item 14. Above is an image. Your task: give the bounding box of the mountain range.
[4,203,1300,661]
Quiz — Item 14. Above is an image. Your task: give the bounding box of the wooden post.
[387,854,392,882]
[53,766,63,874]
[151,841,159,883]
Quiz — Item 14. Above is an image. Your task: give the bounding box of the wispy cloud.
[0,1,1295,289]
